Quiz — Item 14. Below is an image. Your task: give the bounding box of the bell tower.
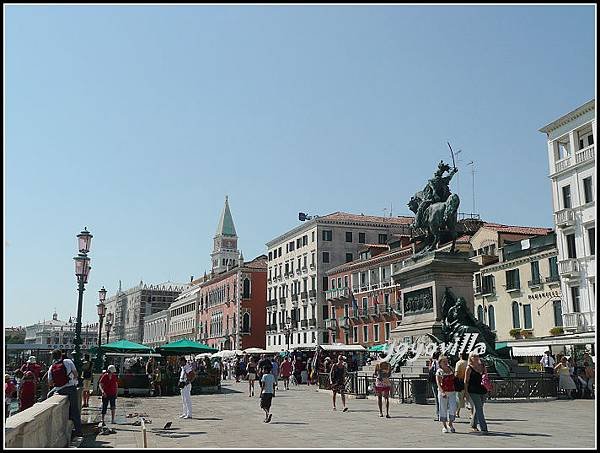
[211,196,239,274]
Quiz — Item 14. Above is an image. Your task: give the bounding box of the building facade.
[168,284,201,342]
[540,99,596,333]
[265,212,413,351]
[142,309,170,348]
[197,255,268,350]
[24,312,99,351]
[325,240,411,348]
[473,233,563,344]
[104,281,187,344]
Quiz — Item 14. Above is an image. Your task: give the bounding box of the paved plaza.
[78,381,596,449]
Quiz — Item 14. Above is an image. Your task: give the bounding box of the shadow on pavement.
[270,421,308,425]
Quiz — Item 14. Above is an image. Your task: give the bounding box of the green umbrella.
[368,343,389,352]
[155,339,218,355]
[96,339,154,354]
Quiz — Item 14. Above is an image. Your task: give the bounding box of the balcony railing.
[309,289,317,298]
[325,287,350,301]
[325,319,338,330]
[291,294,298,302]
[300,291,308,300]
[528,278,543,288]
[481,285,495,296]
[338,317,351,329]
[563,312,595,332]
[555,208,575,228]
[300,319,308,328]
[546,274,560,284]
[308,318,317,327]
[559,259,579,277]
[575,145,594,165]
[505,282,521,292]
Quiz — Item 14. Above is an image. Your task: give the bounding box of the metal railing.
[528,278,543,288]
[555,208,575,227]
[559,259,579,276]
[317,373,558,401]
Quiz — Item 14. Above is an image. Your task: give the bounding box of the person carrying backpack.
[428,351,441,421]
[47,349,82,438]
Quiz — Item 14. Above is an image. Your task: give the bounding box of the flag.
[351,291,358,312]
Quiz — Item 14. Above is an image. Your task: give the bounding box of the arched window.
[512,301,520,329]
[488,305,495,331]
[242,312,250,333]
[477,305,484,321]
[553,300,563,327]
[243,278,251,299]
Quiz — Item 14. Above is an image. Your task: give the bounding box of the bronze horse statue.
[409,193,460,252]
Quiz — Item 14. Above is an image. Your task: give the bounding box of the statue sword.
[447,141,456,170]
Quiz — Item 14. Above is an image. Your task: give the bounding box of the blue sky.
[5,5,595,326]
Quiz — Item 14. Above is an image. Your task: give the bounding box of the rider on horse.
[413,161,458,229]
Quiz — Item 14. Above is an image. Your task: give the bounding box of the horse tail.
[443,194,459,223]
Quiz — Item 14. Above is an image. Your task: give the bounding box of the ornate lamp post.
[97,287,107,348]
[73,227,92,376]
[284,316,293,352]
[105,312,113,344]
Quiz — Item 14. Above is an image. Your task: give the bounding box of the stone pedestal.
[390,251,479,340]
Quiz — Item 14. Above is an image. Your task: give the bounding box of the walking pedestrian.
[329,355,348,412]
[260,367,275,423]
[539,351,555,375]
[373,357,392,418]
[555,356,577,399]
[47,349,83,438]
[584,361,595,397]
[81,354,93,408]
[428,351,441,421]
[98,365,118,425]
[454,352,469,418]
[464,352,488,434]
[153,365,163,397]
[436,356,457,433]
[270,356,279,395]
[178,357,193,419]
[19,371,36,412]
[280,356,292,390]
[247,357,258,397]
[5,374,17,418]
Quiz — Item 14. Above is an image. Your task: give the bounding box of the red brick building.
[196,255,267,350]
[325,236,413,348]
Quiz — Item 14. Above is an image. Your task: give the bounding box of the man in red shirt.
[20,357,42,382]
[99,365,119,425]
[280,357,293,390]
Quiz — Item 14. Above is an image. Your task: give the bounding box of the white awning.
[511,346,548,357]
[319,344,366,352]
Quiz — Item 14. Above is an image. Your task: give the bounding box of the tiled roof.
[243,255,268,270]
[482,223,553,236]
[327,245,414,275]
[321,212,414,226]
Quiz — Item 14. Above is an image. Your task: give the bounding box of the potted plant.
[520,329,533,338]
[549,327,564,336]
[509,328,522,339]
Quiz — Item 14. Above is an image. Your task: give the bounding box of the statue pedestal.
[390,251,479,341]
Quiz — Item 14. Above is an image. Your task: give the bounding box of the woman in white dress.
[555,356,576,398]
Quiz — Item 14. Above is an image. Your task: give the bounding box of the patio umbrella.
[367,343,389,352]
[96,339,154,354]
[212,350,242,359]
[156,339,218,356]
[195,353,213,359]
[242,347,270,355]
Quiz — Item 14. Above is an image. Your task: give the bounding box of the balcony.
[308,318,317,327]
[575,145,594,165]
[546,274,560,284]
[325,319,338,330]
[309,289,317,299]
[300,291,308,300]
[300,319,308,328]
[338,317,351,329]
[291,294,299,302]
[279,297,287,307]
[368,306,380,317]
[555,208,575,228]
[559,258,580,278]
[563,312,595,332]
[505,282,521,293]
[325,287,350,302]
[527,278,543,289]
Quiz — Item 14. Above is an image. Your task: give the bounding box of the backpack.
[428,362,438,384]
[186,370,196,383]
[481,372,493,392]
[50,360,69,387]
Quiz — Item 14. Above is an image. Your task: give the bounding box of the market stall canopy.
[93,339,153,354]
[212,350,243,359]
[367,344,389,352]
[319,344,367,352]
[156,339,218,355]
[243,347,270,354]
[511,345,549,357]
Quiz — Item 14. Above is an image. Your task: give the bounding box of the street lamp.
[284,316,293,352]
[105,312,113,344]
[97,287,107,348]
[73,227,93,377]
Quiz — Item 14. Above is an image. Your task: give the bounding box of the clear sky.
[5,5,595,326]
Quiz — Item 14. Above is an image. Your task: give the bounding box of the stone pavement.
[80,381,596,448]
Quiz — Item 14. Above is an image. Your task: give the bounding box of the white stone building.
[24,311,99,351]
[142,309,170,348]
[168,284,201,342]
[265,212,413,351]
[540,99,596,333]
